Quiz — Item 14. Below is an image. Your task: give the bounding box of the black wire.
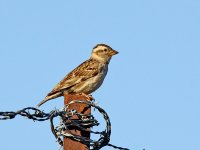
[0,100,129,150]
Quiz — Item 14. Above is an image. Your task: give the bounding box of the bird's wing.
[47,59,101,96]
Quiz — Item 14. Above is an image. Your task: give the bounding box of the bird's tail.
[36,97,50,108]
[36,92,62,107]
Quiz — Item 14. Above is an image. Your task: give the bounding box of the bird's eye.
[104,49,107,52]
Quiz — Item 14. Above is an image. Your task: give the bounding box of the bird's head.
[90,44,118,64]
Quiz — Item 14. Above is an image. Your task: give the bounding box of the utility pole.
[63,94,91,150]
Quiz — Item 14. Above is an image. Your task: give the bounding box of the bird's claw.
[79,93,95,101]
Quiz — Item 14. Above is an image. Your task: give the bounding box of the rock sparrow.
[37,44,118,107]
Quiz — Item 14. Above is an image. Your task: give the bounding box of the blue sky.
[0,0,200,150]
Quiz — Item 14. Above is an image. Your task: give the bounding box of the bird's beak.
[109,49,119,56]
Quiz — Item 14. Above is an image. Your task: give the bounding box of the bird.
[37,44,118,107]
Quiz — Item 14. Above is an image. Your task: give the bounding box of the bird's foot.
[78,93,95,101]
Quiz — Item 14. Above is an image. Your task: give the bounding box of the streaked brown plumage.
[37,44,118,107]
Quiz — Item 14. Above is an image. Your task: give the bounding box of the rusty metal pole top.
[63,94,91,150]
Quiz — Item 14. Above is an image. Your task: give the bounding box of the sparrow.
[37,44,118,107]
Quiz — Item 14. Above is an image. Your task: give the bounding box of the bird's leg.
[78,93,95,101]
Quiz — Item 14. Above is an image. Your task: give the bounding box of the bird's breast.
[74,64,108,94]
[87,64,108,93]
